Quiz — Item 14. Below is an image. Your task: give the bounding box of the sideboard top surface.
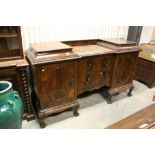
[26,39,140,65]
[138,43,155,63]
[101,38,136,46]
[0,59,28,68]
[30,42,72,53]
[73,45,113,56]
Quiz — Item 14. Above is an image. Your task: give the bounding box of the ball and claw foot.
[40,121,46,128]
[38,112,46,128]
[127,86,134,97]
[106,92,112,104]
[74,111,79,117]
[73,104,80,117]
[107,98,112,104]
[128,92,132,97]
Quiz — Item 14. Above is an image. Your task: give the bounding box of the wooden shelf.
[0,49,20,59]
[0,56,22,62]
[0,33,18,38]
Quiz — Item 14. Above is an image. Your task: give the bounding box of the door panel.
[111,52,138,88]
[36,61,77,109]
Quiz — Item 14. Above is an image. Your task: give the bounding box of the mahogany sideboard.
[26,38,141,128]
[134,43,155,88]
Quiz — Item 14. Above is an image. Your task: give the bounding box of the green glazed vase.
[0,81,23,129]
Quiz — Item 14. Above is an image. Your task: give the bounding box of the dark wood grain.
[62,39,99,46]
[77,54,114,95]
[35,60,77,109]
[134,43,155,88]
[135,58,155,88]
[26,39,140,128]
[111,52,138,89]
[107,104,155,129]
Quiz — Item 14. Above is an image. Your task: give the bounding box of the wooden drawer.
[100,54,115,71]
[35,60,77,110]
[77,54,114,94]
[92,55,114,88]
[78,57,95,94]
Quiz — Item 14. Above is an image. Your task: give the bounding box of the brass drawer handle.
[100,72,104,78]
[83,80,88,85]
[88,63,92,67]
[100,72,108,79]
[84,81,88,84]
[86,63,92,70]
[83,78,91,84]
[102,62,108,66]
[69,80,74,87]
[56,66,60,70]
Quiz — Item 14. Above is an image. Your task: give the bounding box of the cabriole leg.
[107,94,112,104]
[127,86,134,97]
[38,112,46,128]
[73,102,80,116]
[106,90,113,104]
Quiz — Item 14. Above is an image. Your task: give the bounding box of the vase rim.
[0,81,12,94]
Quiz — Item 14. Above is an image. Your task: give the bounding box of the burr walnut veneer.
[26,39,141,128]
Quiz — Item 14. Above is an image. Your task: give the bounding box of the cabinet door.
[36,60,77,109]
[111,52,138,88]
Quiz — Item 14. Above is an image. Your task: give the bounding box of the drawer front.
[92,69,111,88]
[36,60,77,109]
[92,55,114,87]
[78,57,95,94]
[100,55,115,71]
[77,54,114,94]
